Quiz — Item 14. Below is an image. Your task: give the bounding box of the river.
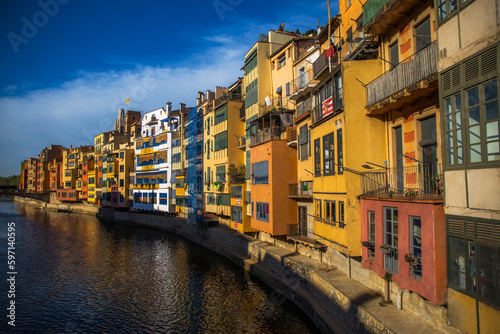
[0,200,320,333]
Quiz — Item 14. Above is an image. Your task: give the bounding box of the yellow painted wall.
[230,183,253,233]
[312,59,385,256]
[87,169,96,203]
[269,42,294,110]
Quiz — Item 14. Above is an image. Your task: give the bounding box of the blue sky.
[0,0,336,176]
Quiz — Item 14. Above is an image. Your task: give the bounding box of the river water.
[0,201,320,333]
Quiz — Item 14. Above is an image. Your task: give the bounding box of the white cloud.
[0,35,248,176]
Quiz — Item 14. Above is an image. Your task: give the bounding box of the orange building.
[249,111,297,235]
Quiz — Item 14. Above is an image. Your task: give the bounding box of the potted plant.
[404,254,420,267]
[404,189,419,201]
[362,241,373,248]
[379,244,391,254]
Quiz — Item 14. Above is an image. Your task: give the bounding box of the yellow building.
[87,168,96,203]
[202,80,250,230]
[309,12,385,262]
[277,35,318,239]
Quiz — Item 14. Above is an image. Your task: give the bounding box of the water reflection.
[0,202,319,333]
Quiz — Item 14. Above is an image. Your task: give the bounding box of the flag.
[126,98,130,104]
[325,45,335,57]
[322,96,333,117]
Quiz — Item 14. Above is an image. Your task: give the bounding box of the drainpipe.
[384,280,390,302]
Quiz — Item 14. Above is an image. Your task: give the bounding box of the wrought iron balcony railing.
[288,181,313,198]
[360,162,443,200]
[295,97,312,121]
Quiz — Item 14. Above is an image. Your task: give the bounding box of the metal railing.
[288,181,313,198]
[360,162,443,199]
[259,96,283,115]
[313,51,338,78]
[366,42,438,106]
[214,92,243,109]
[289,69,313,95]
[296,97,312,120]
[238,136,246,148]
[287,128,297,142]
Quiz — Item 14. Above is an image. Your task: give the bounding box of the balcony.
[238,136,246,150]
[360,163,443,201]
[288,181,313,200]
[249,112,294,147]
[366,42,438,114]
[294,97,312,123]
[363,0,423,36]
[240,106,245,120]
[313,51,338,79]
[213,92,243,109]
[259,97,284,115]
[288,69,317,101]
[287,128,297,145]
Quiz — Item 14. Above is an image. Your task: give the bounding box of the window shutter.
[442,65,461,96]
[286,82,290,96]
[480,46,497,77]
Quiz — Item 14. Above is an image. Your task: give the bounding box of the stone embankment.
[14,197,462,334]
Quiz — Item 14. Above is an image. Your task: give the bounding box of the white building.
[133,102,180,213]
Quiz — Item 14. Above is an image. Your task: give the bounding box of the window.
[216,194,230,206]
[120,179,124,187]
[314,199,322,220]
[245,78,258,107]
[368,211,375,260]
[299,125,309,161]
[415,17,431,52]
[325,200,336,223]
[334,72,343,110]
[410,216,422,280]
[206,194,215,205]
[214,131,228,151]
[390,42,399,69]
[215,105,228,125]
[68,161,75,168]
[245,49,257,75]
[438,0,473,22]
[286,82,290,96]
[323,132,335,175]
[278,54,286,69]
[467,81,499,163]
[442,46,499,167]
[120,151,124,159]
[337,128,343,174]
[314,138,321,176]
[384,207,399,274]
[256,202,269,222]
[216,165,226,182]
[172,153,181,163]
[231,206,243,223]
[120,165,124,172]
[231,186,242,198]
[339,201,345,228]
[252,160,268,184]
